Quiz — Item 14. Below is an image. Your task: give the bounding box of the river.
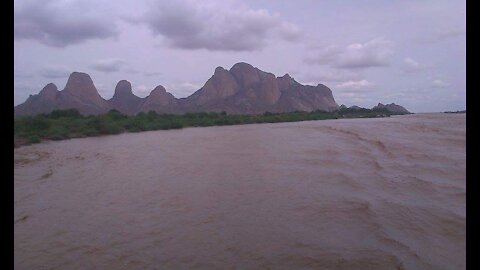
[14,113,466,269]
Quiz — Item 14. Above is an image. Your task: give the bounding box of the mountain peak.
[214,66,227,74]
[66,72,93,85]
[276,73,297,91]
[39,83,58,94]
[109,80,143,115]
[64,72,97,97]
[151,85,167,95]
[229,62,260,88]
[140,85,177,112]
[230,62,255,71]
[114,80,133,96]
[37,83,58,101]
[62,71,109,112]
[373,102,410,114]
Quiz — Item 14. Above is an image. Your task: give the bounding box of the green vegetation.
[14,107,394,147]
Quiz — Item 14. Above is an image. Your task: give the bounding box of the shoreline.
[14,108,407,148]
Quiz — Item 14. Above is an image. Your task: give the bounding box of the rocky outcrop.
[14,83,60,116]
[187,66,241,107]
[15,72,110,117]
[63,72,107,107]
[56,72,110,115]
[38,83,59,101]
[15,62,342,117]
[183,62,338,114]
[373,103,410,114]
[139,85,179,113]
[108,80,144,115]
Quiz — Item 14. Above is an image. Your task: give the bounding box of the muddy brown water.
[14,113,465,269]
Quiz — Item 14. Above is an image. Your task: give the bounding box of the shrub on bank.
[14,108,391,147]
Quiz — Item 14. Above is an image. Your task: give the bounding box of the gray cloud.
[14,0,118,47]
[144,71,163,77]
[90,59,127,73]
[431,79,450,88]
[14,68,34,79]
[133,85,154,97]
[306,38,394,69]
[40,65,71,78]
[171,82,203,97]
[434,29,465,41]
[299,69,361,84]
[124,68,139,74]
[336,80,373,89]
[304,45,343,65]
[143,0,302,51]
[14,80,45,105]
[402,57,430,73]
[418,28,465,44]
[277,22,302,42]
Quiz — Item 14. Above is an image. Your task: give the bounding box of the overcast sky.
[14,0,465,112]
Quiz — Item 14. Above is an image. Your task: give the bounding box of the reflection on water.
[14,113,466,269]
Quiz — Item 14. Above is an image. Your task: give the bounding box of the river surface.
[14,113,466,269]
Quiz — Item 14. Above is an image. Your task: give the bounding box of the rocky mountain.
[373,103,410,114]
[108,80,144,115]
[139,85,179,113]
[349,105,362,110]
[15,72,110,117]
[184,63,338,114]
[14,83,60,116]
[14,62,340,117]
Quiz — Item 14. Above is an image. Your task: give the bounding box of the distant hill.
[14,62,409,117]
[339,103,411,114]
[15,72,110,116]
[108,80,144,115]
[444,110,466,114]
[372,103,410,114]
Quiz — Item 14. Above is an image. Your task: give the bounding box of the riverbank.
[14,108,397,148]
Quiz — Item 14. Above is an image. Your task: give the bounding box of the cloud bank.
[14,0,118,47]
[402,57,429,73]
[306,38,394,69]
[90,59,127,73]
[143,0,302,51]
[336,80,373,89]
